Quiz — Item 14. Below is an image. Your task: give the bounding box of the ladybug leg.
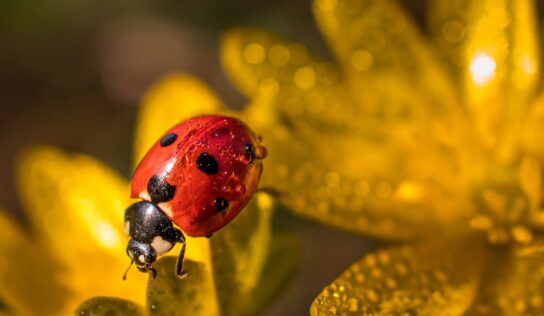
[175,230,189,279]
[148,264,157,279]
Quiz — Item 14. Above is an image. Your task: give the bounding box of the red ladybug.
[123,115,267,279]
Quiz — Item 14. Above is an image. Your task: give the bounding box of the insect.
[123,115,267,279]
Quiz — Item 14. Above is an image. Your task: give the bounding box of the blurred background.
[2,0,527,314]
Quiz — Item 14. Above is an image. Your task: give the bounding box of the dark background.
[1,0,538,314]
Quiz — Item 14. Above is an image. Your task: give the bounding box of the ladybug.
[123,115,267,279]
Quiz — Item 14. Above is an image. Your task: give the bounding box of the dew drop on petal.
[243,43,266,64]
[268,45,290,66]
[351,50,374,71]
[294,66,316,89]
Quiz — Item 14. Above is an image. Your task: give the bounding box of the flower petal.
[246,97,472,240]
[428,0,540,156]
[147,258,218,316]
[221,28,364,132]
[521,95,544,158]
[313,0,459,128]
[134,73,223,164]
[16,146,148,309]
[0,210,67,316]
[311,240,483,315]
[463,249,544,315]
[75,297,145,316]
[223,28,472,240]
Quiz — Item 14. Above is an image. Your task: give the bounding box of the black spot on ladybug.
[147,175,176,204]
[196,153,219,175]
[214,197,229,212]
[160,133,177,147]
[245,143,255,163]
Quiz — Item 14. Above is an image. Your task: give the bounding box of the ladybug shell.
[131,115,263,237]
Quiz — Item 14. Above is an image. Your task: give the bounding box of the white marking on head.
[151,236,174,256]
[158,202,173,218]
[124,221,130,236]
[138,254,145,263]
[139,191,151,202]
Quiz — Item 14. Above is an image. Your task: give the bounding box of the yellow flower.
[217,0,544,314]
[2,75,295,315]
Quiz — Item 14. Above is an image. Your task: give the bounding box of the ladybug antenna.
[122,261,134,281]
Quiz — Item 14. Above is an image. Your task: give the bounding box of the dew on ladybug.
[123,115,267,279]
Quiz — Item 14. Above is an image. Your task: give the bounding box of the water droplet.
[375,182,392,198]
[371,268,382,278]
[235,184,246,194]
[243,43,265,64]
[259,78,279,96]
[355,181,370,197]
[212,127,229,138]
[289,43,308,65]
[364,254,377,267]
[305,92,325,113]
[512,225,533,244]
[324,172,340,187]
[396,263,408,275]
[294,66,316,89]
[222,185,232,193]
[367,289,379,302]
[268,45,290,66]
[378,251,391,264]
[351,49,373,71]
[348,297,359,312]
[255,145,267,159]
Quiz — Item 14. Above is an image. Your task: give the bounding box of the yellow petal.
[429,0,540,159]
[245,96,472,240]
[221,28,363,132]
[16,146,148,310]
[463,249,544,315]
[521,94,544,158]
[0,210,67,316]
[313,0,459,130]
[134,73,223,164]
[311,239,484,315]
[222,26,474,239]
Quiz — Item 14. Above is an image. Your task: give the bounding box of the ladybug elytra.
[123,115,267,279]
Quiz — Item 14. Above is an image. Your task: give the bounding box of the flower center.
[469,178,534,245]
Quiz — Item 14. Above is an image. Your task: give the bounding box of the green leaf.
[210,192,276,316]
[243,234,299,315]
[75,297,145,316]
[146,258,218,316]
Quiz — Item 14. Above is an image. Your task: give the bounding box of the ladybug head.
[123,201,187,279]
[126,239,157,275]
